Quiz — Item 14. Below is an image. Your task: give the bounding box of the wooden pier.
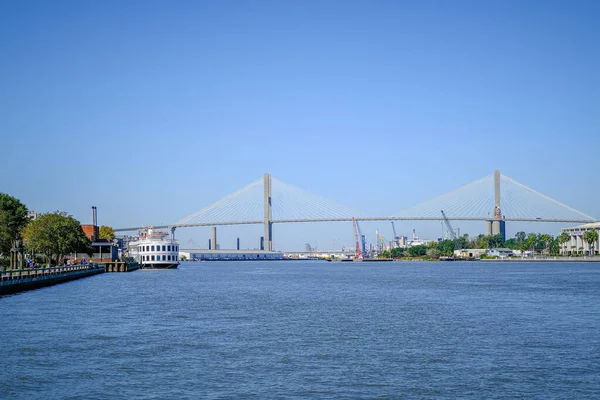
[103,261,140,272]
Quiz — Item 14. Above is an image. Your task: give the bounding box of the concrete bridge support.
[211,227,217,250]
[264,173,273,252]
[489,170,506,241]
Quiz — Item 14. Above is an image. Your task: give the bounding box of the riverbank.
[480,256,600,262]
[0,265,105,296]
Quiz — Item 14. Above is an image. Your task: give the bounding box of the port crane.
[391,221,399,248]
[356,220,367,258]
[440,210,459,243]
[352,217,363,259]
[379,235,389,252]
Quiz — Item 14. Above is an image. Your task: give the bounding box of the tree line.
[0,193,115,269]
[377,229,598,259]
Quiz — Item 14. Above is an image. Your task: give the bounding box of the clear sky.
[2,0,599,250]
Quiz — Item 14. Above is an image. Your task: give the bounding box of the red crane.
[352,217,363,259]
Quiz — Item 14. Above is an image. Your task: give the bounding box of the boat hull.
[141,262,179,270]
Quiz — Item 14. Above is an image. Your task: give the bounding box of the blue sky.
[1,1,599,250]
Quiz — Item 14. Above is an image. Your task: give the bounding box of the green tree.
[519,241,529,254]
[539,234,553,255]
[23,212,91,267]
[408,245,427,257]
[476,235,489,249]
[549,238,560,255]
[426,248,440,259]
[526,233,537,253]
[0,193,29,256]
[455,234,469,250]
[390,247,404,258]
[99,225,115,241]
[583,230,599,256]
[378,250,391,259]
[504,238,519,250]
[438,240,456,256]
[489,234,504,248]
[557,232,570,255]
[515,231,526,243]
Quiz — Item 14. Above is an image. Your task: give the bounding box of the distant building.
[88,241,119,262]
[454,249,487,258]
[81,225,99,241]
[561,222,600,255]
[487,248,513,258]
[398,236,408,247]
[27,211,37,220]
[179,249,284,261]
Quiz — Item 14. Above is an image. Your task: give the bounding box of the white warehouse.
[179,249,284,261]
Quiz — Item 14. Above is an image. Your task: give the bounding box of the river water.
[1,261,599,399]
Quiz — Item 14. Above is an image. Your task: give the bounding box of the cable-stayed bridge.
[115,171,597,251]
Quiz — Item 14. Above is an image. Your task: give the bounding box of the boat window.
[151,245,155,251]
[162,245,166,251]
[151,255,155,261]
[175,256,178,261]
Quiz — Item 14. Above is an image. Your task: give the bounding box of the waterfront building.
[487,248,513,258]
[561,222,600,255]
[179,249,284,261]
[453,249,487,259]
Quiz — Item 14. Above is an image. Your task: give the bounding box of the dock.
[102,261,140,272]
[0,265,105,296]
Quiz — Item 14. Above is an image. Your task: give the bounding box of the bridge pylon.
[264,173,273,251]
[486,170,506,241]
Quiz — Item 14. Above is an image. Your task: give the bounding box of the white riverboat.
[129,227,180,269]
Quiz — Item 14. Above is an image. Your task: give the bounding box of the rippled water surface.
[1,261,600,399]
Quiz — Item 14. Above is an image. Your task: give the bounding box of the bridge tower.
[264,173,273,251]
[487,170,506,241]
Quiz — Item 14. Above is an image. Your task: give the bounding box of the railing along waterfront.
[0,265,101,283]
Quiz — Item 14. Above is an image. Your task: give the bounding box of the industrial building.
[453,249,487,259]
[561,222,600,255]
[179,249,284,261]
[81,206,119,262]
